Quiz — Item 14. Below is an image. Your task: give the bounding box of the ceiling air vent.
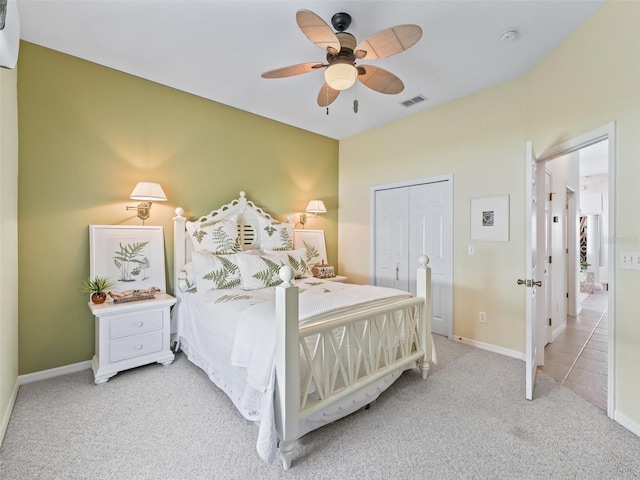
[400,94,428,107]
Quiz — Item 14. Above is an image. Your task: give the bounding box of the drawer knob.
[134,344,143,350]
[135,321,144,328]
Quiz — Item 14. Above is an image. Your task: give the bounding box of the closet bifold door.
[374,187,410,291]
[408,182,449,337]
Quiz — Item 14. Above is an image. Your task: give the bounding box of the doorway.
[525,123,615,419]
[539,140,610,411]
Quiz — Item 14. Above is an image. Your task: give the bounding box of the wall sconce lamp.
[126,182,167,224]
[299,200,327,228]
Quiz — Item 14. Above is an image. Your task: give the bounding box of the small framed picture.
[294,229,327,267]
[470,195,510,241]
[89,225,166,292]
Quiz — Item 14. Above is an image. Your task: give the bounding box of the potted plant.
[81,276,114,304]
[580,261,591,271]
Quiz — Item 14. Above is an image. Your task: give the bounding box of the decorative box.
[312,260,335,279]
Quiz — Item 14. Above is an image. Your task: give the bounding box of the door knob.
[517,279,526,285]
[532,280,542,287]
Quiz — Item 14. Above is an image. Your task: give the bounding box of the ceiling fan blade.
[296,9,340,52]
[261,62,325,79]
[357,65,404,94]
[355,25,423,60]
[317,83,340,107]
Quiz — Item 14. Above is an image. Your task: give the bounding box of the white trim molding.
[0,378,19,446]
[18,360,92,385]
[614,410,640,438]
[453,336,525,361]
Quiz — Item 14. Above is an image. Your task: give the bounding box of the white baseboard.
[552,322,567,342]
[453,336,525,361]
[615,410,640,437]
[18,360,92,385]
[0,378,19,446]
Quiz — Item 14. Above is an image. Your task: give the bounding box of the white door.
[524,141,545,400]
[374,187,409,291]
[408,181,452,337]
[373,178,453,338]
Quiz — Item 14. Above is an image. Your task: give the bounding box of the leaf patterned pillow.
[236,254,286,290]
[186,216,241,254]
[257,216,294,251]
[262,248,311,279]
[191,251,241,291]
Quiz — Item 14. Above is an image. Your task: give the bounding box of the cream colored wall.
[0,65,20,441]
[17,42,338,374]
[339,2,640,427]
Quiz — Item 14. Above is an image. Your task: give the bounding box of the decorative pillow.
[191,251,242,291]
[262,248,311,279]
[186,216,241,254]
[177,262,197,293]
[236,253,286,290]
[257,216,294,251]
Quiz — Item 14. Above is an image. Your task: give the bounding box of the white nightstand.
[89,293,176,384]
[320,275,347,283]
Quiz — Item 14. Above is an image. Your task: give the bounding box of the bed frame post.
[417,255,432,379]
[173,208,186,285]
[274,266,299,470]
[172,208,186,339]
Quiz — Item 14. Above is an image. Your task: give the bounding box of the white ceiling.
[17,0,605,140]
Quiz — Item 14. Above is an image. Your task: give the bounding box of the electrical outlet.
[479,312,486,323]
[468,245,475,256]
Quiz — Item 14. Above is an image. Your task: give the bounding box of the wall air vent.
[400,94,428,107]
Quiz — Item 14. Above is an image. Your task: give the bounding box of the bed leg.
[280,441,295,470]
[419,360,430,380]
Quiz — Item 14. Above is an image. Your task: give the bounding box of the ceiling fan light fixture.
[324,63,357,91]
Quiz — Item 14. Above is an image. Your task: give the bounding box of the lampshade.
[305,200,327,214]
[130,182,167,202]
[324,63,357,91]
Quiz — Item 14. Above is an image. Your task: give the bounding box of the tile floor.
[539,289,608,411]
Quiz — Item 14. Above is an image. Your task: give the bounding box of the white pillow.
[191,251,241,291]
[236,253,286,290]
[257,216,294,251]
[262,248,311,279]
[186,216,241,254]
[177,262,197,293]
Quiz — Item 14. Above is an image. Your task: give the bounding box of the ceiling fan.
[261,10,423,108]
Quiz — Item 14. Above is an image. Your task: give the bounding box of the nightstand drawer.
[110,331,163,362]
[110,310,163,339]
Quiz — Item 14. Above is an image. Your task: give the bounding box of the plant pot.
[91,292,107,304]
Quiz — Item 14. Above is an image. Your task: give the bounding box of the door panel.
[408,182,451,337]
[525,141,545,400]
[374,188,409,291]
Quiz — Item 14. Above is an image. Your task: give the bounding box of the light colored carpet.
[1,335,639,479]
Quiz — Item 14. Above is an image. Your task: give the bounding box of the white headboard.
[173,191,284,291]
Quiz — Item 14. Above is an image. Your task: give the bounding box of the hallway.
[539,290,608,411]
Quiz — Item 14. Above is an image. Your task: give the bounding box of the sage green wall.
[339,2,640,429]
[17,42,338,375]
[0,65,19,440]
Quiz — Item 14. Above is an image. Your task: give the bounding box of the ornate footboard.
[275,257,432,470]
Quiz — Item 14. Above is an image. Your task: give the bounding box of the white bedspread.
[176,278,411,462]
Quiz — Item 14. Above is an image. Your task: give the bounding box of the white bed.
[171,192,433,469]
